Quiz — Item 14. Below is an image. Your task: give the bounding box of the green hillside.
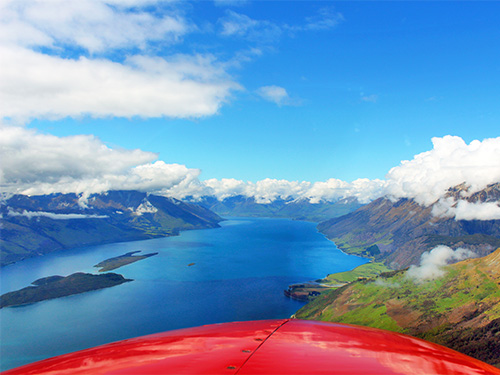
[322,262,390,285]
[0,191,222,266]
[296,248,500,367]
[317,184,500,269]
[285,262,390,302]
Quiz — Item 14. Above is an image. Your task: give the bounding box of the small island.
[94,251,158,272]
[0,272,132,309]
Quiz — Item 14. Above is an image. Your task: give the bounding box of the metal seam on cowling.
[233,319,290,374]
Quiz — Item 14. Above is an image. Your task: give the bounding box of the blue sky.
[1,0,499,205]
[24,1,499,183]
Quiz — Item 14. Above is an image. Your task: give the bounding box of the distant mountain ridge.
[193,195,363,222]
[318,183,500,268]
[0,190,222,266]
[295,247,500,367]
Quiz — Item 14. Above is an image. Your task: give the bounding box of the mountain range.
[317,183,500,268]
[0,190,222,267]
[193,195,363,222]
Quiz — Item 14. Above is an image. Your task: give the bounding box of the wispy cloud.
[214,0,250,8]
[218,7,344,43]
[256,85,291,106]
[361,94,378,103]
[300,7,345,31]
[218,10,282,42]
[0,0,188,54]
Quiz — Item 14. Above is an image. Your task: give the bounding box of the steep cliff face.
[318,183,500,268]
[0,191,222,266]
[296,248,500,367]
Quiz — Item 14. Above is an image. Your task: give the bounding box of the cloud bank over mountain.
[386,136,500,206]
[385,136,500,221]
[2,123,499,221]
[0,125,201,198]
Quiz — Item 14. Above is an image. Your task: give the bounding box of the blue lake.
[0,217,367,371]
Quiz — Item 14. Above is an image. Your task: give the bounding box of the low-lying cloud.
[8,210,108,220]
[406,246,476,282]
[1,124,499,223]
[432,198,500,221]
[386,136,500,206]
[0,124,201,198]
[163,177,387,204]
[257,86,291,106]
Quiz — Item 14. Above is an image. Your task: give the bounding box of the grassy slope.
[322,262,390,285]
[286,262,390,302]
[296,248,500,367]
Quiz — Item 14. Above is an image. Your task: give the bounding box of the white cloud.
[432,198,500,221]
[251,179,310,203]
[406,246,476,282]
[176,178,312,203]
[8,210,108,220]
[0,124,200,197]
[302,8,344,31]
[385,136,500,206]
[0,124,387,204]
[306,178,387,204]
[218,10,282,42]
[166,176,387,205]
[0,46,239,122]
[257,85,290,106]
[0,0,187,53]
[0,0,240,122]
[2,124,498,224]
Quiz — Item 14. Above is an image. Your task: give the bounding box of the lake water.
[0,217,367,371]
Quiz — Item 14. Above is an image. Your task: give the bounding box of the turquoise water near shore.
[0,217,367,371]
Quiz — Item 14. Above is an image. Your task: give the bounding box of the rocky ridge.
[318,183,500,269]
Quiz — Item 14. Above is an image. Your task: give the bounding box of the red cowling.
[4,319,500,374]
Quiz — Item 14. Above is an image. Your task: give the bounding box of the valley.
[2,184,500,368]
